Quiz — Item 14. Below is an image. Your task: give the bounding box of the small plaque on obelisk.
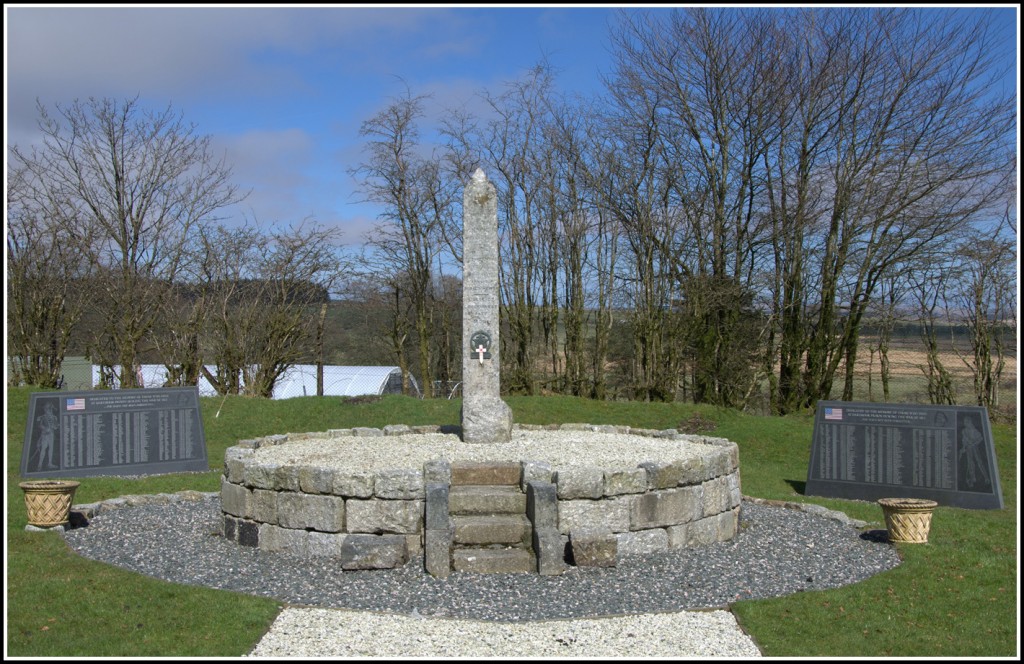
[461,169,513,444]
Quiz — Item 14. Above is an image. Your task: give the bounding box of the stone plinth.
[219,425,743,574]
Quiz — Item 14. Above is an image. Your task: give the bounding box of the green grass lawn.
[5,388,1018,657]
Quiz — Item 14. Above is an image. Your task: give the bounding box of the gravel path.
[62,495,900,657]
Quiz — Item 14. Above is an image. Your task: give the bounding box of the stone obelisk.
[461,169,513,444]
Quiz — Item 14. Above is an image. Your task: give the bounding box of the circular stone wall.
[220,423,741,574]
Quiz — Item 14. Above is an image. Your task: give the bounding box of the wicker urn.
[20,480,80,528]
[878,497,938,544]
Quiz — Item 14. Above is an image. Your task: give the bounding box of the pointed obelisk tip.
[472,167,487,182]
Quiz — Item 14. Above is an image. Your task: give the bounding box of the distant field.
[837,336,1017,421]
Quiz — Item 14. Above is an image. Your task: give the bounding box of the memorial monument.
[216,169,743,575]
[459,168,513,444]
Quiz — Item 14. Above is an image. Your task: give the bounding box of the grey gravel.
[62,494,900,657]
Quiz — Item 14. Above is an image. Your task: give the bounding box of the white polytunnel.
[92,365,420,399]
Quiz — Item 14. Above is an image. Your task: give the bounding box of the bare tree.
[6,163,95,387]
[908,269,958,405]
[950,219,1015,408]
[10,96,243,388]
[197,221,345,398]
[351,88,457,398]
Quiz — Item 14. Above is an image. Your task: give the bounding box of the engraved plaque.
[805,401,1002,509]
[21,387,209,479]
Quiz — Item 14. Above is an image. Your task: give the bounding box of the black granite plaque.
[805,401,1002,509]
[20,387,209,479]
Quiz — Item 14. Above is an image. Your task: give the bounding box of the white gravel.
[246,606,762,658]
[252,430,710,471]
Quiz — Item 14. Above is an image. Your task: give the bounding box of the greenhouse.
[90,364,419,399]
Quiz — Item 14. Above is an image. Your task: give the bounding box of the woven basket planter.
[878,497,937,544]
[20,480,80,527]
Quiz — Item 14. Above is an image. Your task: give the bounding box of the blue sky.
[5,4,1019,249]
[6,5,631,246]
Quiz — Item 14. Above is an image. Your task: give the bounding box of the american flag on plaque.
[66,397,85,411]
[824,406,843,421]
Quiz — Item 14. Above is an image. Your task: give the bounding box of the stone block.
[352,427,384,437]
[346,499,424,534]
[526,481,559,531]
[520,460,553,489]
[423,459,451,485]
[558,497,631,535]
[533,527,566,576]
[340,534,408,570]
[704,446,734,480]
[259,524,309,555]
[450,485,525,515]
[452,548,534,574]
[639,461,683,490]
[307,530,347,557]
[277,492,345,532]
[383,424,412,435]
[244,462,280,490]
[630,486,703,530]
[570,526,617,568]
[603,467,648,496]
[332,470,375,498]
[424,526,453,578]
[701,475,732,517]
[460,395,514,445]
[275,465,301,492]
[726,471,742,508]
[257,434,287,448]
[220,478,250,518]
[451,461,521,486]
[616,528,669,556]
[237,518,259,547]
[555,466,604,499]
[717,507,740,541]
[668,515,718,548]
[405,532,423,558]
[224,447,253,484]
[674,456,706,486]
[453,514,530,546]
[298,465,334,494]
[223,514,237,541]
[249,488,278,524]
[425,483,450,530]
[375,469,425,499]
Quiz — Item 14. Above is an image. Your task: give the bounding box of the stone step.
[450,461,521,486]
[449,485,527,515]
[452,547,536,574]
[452,514,532,546]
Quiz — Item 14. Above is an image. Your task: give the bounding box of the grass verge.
[5,388,1017,657]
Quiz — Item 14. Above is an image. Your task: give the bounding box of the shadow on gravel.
[859,529,890,544]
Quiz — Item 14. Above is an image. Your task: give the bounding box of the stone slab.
[21,388,208,479]
[806,401,1003,509]
[340,534,408,570]
[570,526,617,568]
[452,547,535,574]
[449,485,526,515]
[450,461,521,486]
